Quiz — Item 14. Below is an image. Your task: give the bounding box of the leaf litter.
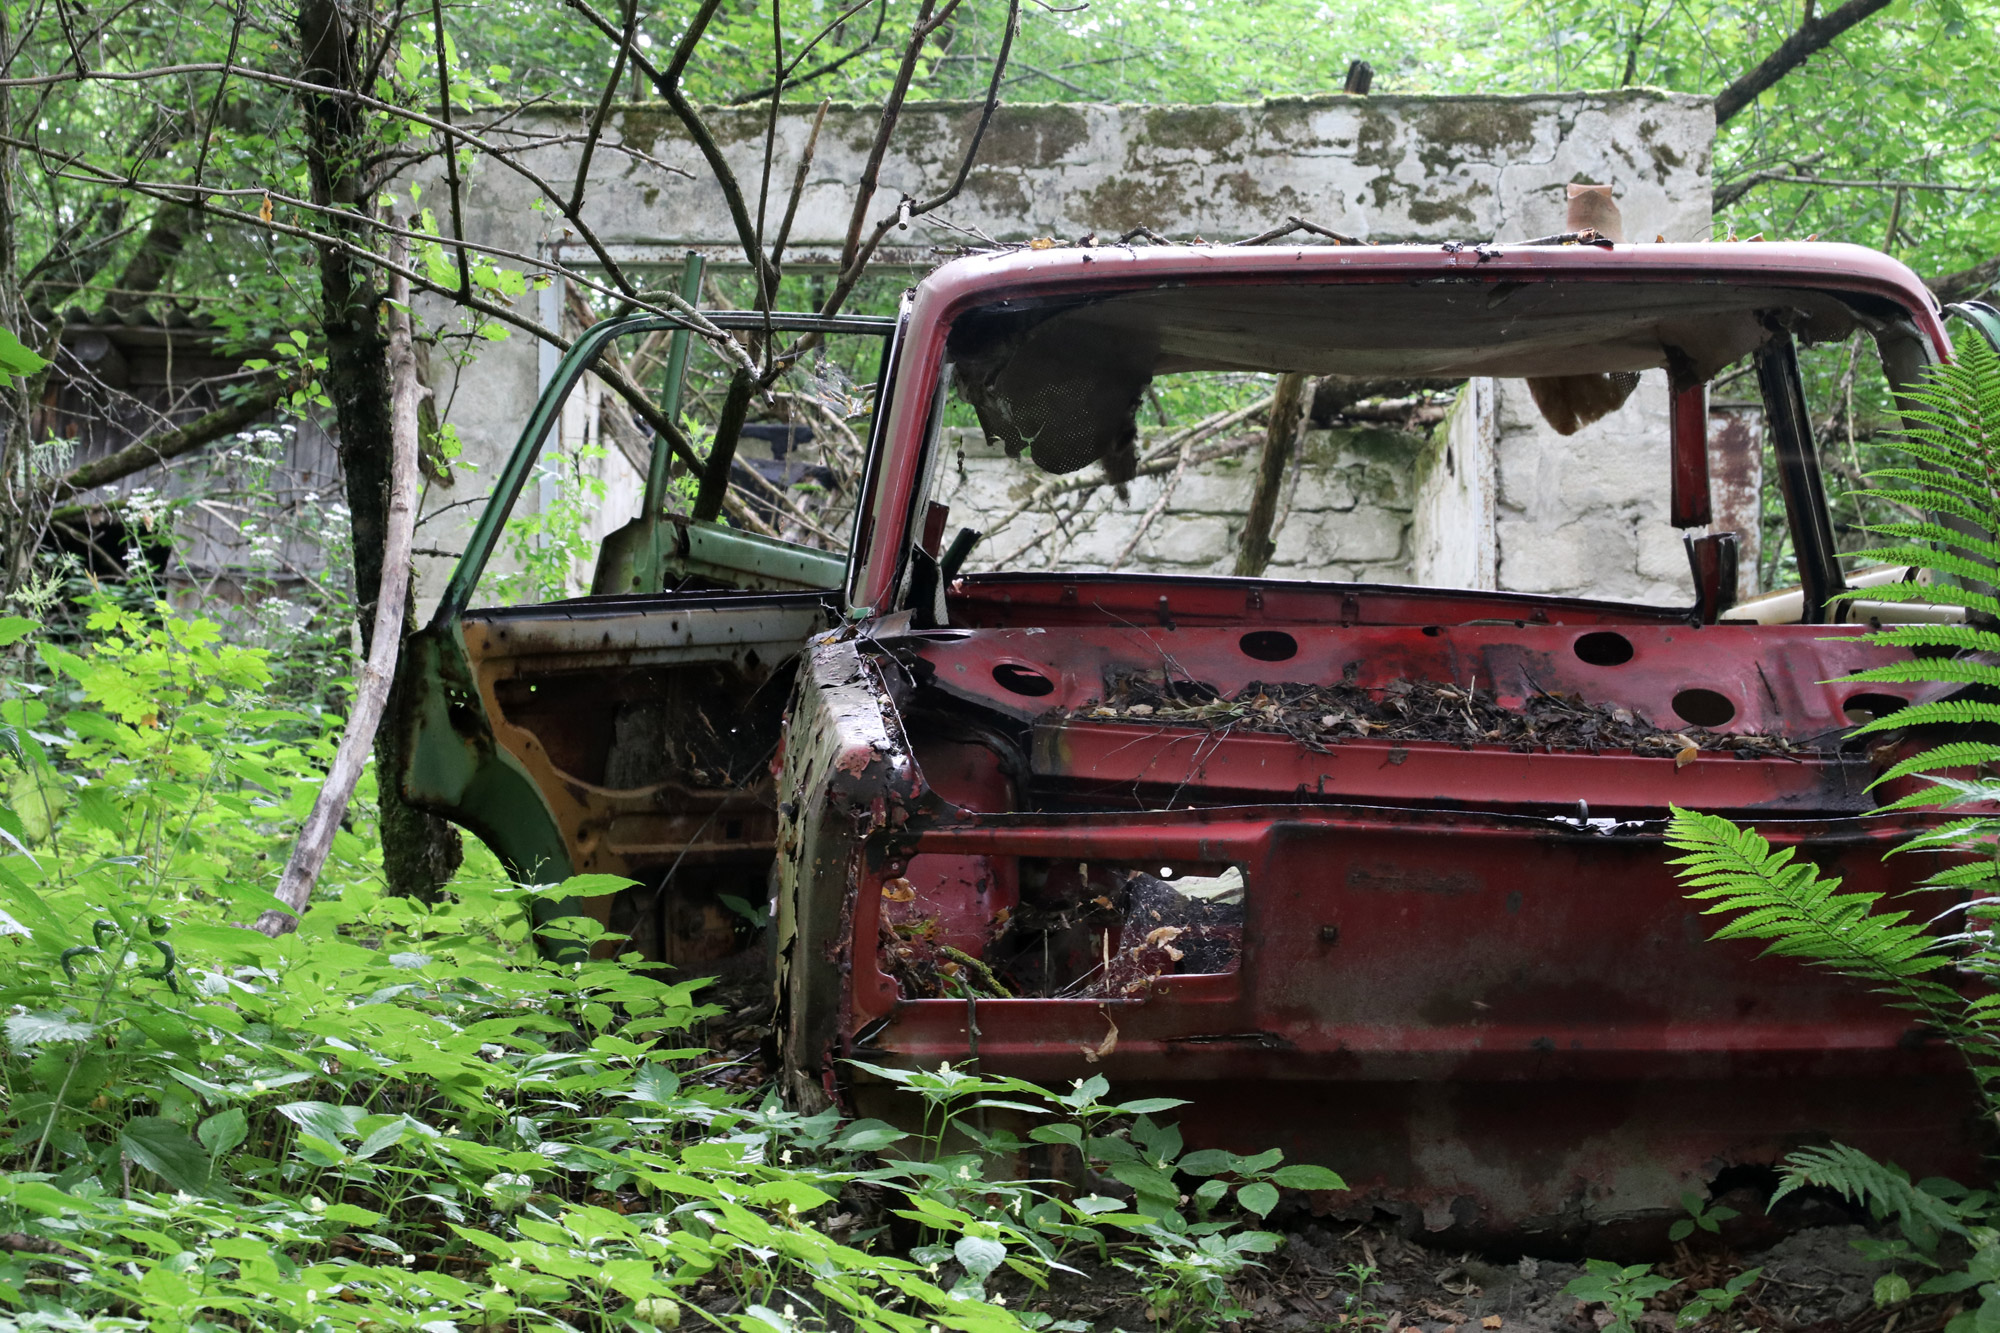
[1078,672,1810,759]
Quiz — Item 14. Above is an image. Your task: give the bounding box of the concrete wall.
[1494,374,1693,604]
[940,425,1421,581]
[407,90,1716,613]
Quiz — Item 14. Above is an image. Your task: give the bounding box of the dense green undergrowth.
[0,598,1341,1333]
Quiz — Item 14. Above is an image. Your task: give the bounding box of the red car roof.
[909,240,1944,339]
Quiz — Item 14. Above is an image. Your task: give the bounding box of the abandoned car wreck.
[395,237,1999,1243]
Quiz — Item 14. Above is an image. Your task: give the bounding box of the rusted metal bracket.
[632,252,707,593]
[1756,327,1847,623]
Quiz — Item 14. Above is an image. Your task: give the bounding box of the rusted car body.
[399,243,1999,1243]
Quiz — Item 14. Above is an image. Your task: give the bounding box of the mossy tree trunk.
[297,0,460,901]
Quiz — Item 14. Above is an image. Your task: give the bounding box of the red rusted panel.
[1670,380,1712,528]
[1708,403,1766,598]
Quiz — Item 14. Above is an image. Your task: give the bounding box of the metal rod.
[1756,329,1846,623]
[636,252,708,589]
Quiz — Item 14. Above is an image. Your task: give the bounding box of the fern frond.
[1854,466,1998,512]
[1772,1144,1971,1237]
[1829,545,2000,591]
[1852,523,2000,568]
[1664,809,1957,1011]
[1869,785,1967,814]
[1919,863,2000,891]
[1831,581,2000,617]
[1851,487,2000,539]
[1835,659,2000,690]
[1868,773,2000,814]
[1856,624,2000,655]
[1891,810,2000,854]
[1867,742,2000,788]
[1847,698,2000,737]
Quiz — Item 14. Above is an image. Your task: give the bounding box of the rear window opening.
[915,275,1949,627]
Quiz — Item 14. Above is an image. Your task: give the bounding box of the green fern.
[1771,1144,1974,1246]
[1665,808,1960,1011]
[1667,337,2000,1128]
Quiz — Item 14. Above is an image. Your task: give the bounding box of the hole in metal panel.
[1843,692,1908,725]
[1673,688,1736,728]
[1573,631,1636,666]
[1239,630,1298,662]
[993,662,1055,697]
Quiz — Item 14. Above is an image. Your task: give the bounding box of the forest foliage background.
[0,0,1996,1329]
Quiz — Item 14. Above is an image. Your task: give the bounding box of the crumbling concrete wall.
[411,90,1715,612]
[941,424,1422,581]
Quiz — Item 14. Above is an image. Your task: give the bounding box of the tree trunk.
[1233,372,1312,578]
[297,0,460,900]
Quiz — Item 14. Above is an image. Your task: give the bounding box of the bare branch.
[725,0,885,105]
[189,0,244,191]
[837,0,966,272]
[49,378,283,501]
[257,251,422,937]
[564,0,777,294]
[1932,255,2000,306]
[910,0,1019,215]
[567,0,636,220]
[430,0,471,300]
[769,98,828,274]
[1716,170,1982,211]
[1713,0,1892,125]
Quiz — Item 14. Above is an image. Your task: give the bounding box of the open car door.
[395,304,895,960]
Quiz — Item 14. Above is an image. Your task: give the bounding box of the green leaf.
[1237,1181,1280,1217]
[276,1100,365,1144]
[121,1116,216,1196]
[74,786,129,838]
[1115,1097,1191,1114]
[836,1119,909,1151]
[0,328,47,379]
[1270,1164,1346,1191]
[0,617,36,647]
[1175,1149,1238,1176]
[197,1107,247,1157]
[629,1063,680,1105]
[748,1179,836,1213]
[555,873,639,898]
[954,1235,1006,1282]
[1877,1273,1913,1306]
[4,1010,95,1047]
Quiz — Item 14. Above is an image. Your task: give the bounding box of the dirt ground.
[688,956,1943,1333]
[995,1219,1939,1333]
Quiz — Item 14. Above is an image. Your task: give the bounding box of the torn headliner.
[950,278,1869,382]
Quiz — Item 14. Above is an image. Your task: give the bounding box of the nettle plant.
[852,1060,1344,1328]
[0,603,1352,1333]
[1661,334,2000,1327]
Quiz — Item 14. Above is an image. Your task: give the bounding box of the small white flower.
[251,1079,267,1092]
[172,1190,195,1205]
[993,1295,1007,1307]
[401,1254,415,1267]
[783,1305,796,1321]
[780,1149,793,1165]
[509,1257,522,1270]
[305,1196,327,1214]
